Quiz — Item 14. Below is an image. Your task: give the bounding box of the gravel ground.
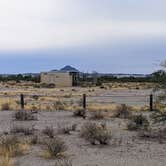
[0,110,165,166]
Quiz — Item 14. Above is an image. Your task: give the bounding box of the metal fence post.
[20,94,24,110]
[83,94,86,110]
[150,94,153,111]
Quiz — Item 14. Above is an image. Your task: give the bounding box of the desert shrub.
[31,95,39,100]
[58,124,77,135]
[45,137,67,158]
[127,114,149,131]
[150,110,166,124]
[14,111,36,121]
[1,103,11,110]
[30,135,38,145]
[43,126,54,138]
[90,111,105,120]
[113,104,132,119]
[81,122,111,145]
[0,135,23,157]
[53,101,66,110]
[11,125,34,136]
[73,109,85,117]
[54,159,72,166]
[138,127,166,143]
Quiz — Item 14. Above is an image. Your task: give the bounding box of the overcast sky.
[0,0,165,74]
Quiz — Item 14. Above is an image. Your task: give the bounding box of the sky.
[0,0,165,74]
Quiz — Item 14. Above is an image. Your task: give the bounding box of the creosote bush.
[45,137,67,158]
[113,104,132,119]
[127,114,149,131]
[150,110,166,124]
[81,122,111,145]
[90,111,105,120]
[43,126,54,138]
[15,111,37,121]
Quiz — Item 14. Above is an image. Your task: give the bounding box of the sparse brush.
[138,127,166,143]
[54,159,72,166]
[0,155,14,166]
[53,101,66,110]
[14,111,37,121]
[1,103,11,111]
[127,114,149,131]
[43,126,54,138]
[58,124,77,135]
[11,125,34,136]
[150,110,166,124]
[0,135,27,157]
[81,122,111,145]
[113,104,132,119]
[90,111,105,120]
[30,135,38,145]
[44,137,67,158]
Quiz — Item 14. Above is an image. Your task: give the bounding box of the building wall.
[40,72,73,87]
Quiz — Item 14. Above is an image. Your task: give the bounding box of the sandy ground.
[0,110,165,166]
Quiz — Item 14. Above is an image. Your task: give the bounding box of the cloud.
[0,0,166,51]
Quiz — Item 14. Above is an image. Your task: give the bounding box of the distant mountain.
[60,65,79,72]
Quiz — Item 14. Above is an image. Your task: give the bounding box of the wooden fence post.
[83,94,86,110]
[20,94,24,110]
[150,94,153,111]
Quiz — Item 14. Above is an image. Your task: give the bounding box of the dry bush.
[43,126,54,138]
[54,159,72,166]
[81,122,111,145]
[53,101,66,110]
[44,137,67,159]
[30,135,38,145]
[0,135,28,157]
[58,124,77,135]
[127,114,149,131]
[150,110,166,124]
[1,103,11,111]
[14,111,37,121]
[113,104,132,119]
[11,125,34,136]
[0,156,13,166]
[90,111,105,120]
[138,127,166,143]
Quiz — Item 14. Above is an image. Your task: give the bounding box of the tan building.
[40,66,79,87]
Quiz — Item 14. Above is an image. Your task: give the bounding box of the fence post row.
[83,94,86,110]
[150,94,153,111]
[20,94,24,111]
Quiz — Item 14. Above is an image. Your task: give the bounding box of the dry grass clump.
[81,122,111,145]
[0,135,29,157]
[53,101,66,111]
[43,126,54,138]
[44,137,67,159]
[54,159,72,166]
[14,111,37,121]
[0,156,13,166]
[113,104,132,119]
[90,110,105,120]
[11,125,34,136]
[1,103,11,111]
[127,114,149,131]
[58,124,77,135]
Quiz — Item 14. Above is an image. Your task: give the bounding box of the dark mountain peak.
[60,65,79,72]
